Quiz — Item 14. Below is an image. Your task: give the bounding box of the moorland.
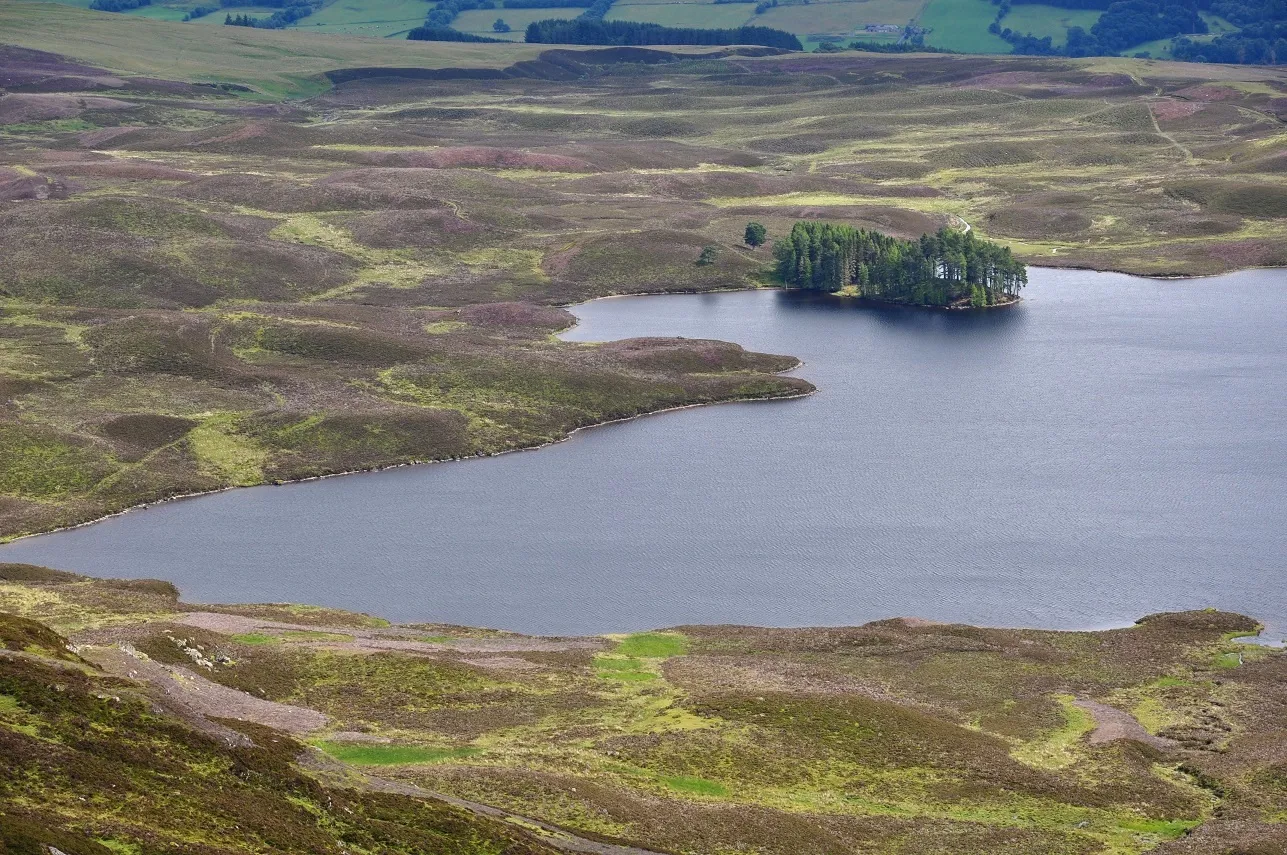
[2,6,1286,541]
[2,8,1287,854]
[4,563,1287,855]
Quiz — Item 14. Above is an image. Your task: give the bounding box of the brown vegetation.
[1,569,1285,854]
[0,44,1283,539]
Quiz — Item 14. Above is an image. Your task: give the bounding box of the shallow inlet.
[3,267,1285,639]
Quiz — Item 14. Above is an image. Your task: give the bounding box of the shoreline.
[4,264,1284,551]
[1,559,1279,643]
[0,380,815,546]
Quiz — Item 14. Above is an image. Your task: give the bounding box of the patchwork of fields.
[14,0,1208,54]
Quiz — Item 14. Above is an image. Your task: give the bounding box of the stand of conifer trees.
[773,222,1026,307]
[524,19,802,49]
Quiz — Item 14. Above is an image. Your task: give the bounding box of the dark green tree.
[697,246,719,266]
[744,222,767,248]
[772,222,1026,307]
[493,17,511,30]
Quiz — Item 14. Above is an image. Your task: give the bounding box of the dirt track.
[87,644,328,735]
[1074,697,1180,751]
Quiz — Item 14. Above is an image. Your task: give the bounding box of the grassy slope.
[0,609,567,855]
[1,2,552,95]
[3,568,1287,854]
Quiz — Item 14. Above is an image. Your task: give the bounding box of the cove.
[2,267,1285,638]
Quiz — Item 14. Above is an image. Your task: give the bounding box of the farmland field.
[12,0,1280,57]
[0,2,559,96]
[607,0,757,30]
[757,0,924,36]
[918,0,1011,52]
[1001,4,1101,45]
[297,0,435,36]
[455,7,590,39]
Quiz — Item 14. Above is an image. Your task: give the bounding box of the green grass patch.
[614,631,688,658]
[96,841,143,855]
[316,742,483,766]
[595,656,657,681]
[292,0,431,37]
[232,630,354,645]
[594,633,687,679]
[757,0,922,37]
[1152,676,1193,688]
[1213,651,1242,669]
[424,321,468,335]
[456,6,587,38]
[0,423,115,500]
[1,118,97,135]
[187,416,268,487]
[1010,694,1094,769]
[232,633,277,645]
[661,774,729,796]
[1118,817,1200,838]
[605,2,755,30]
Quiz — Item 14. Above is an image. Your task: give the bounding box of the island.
[773,223,1028,309]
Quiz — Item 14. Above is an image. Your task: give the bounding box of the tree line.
[407,25,507,40]
[89,0,150,12]
[996,0,1206,55]
[502,0,595,6]
[1170,0,1286,63]
[772,222,1026,308]
[575,0,617,21]
[523,19,803,48]
[421,0,494,29]
[994,0,1284,63]
[224,3,313,28]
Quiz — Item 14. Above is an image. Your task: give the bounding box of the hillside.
[2,565,1286,854]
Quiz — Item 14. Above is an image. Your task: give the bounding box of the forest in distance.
[773,224,1029,308]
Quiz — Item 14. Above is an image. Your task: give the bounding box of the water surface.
[4,268,1285,637]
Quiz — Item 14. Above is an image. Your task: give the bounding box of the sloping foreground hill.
[2,563,1287,854]
[0,586,584,853]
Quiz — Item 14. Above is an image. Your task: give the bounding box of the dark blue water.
[3,268,1285,638]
